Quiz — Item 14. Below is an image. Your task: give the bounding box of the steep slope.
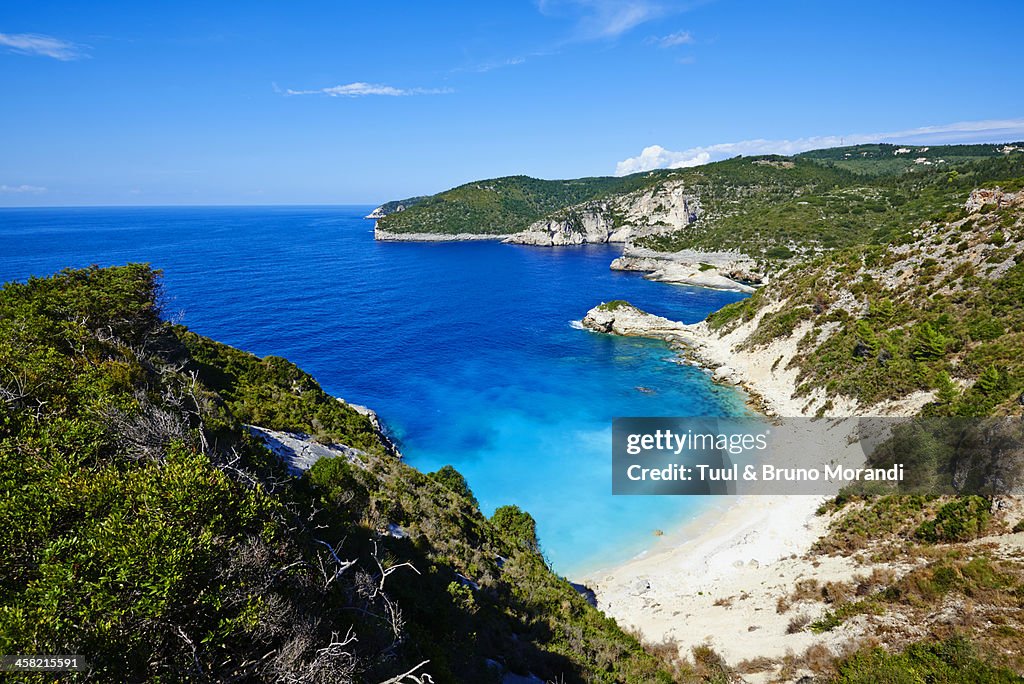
[0,265,683,683]
[698,183,1024,418]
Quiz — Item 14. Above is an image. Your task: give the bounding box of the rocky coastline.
[374,228,506,242]
[610,245,763,293]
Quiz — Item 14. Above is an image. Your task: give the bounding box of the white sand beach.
[580,300,936,672]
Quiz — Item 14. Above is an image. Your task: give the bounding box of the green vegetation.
[833,636,1021,683]
[799,142,1017,176]
[723,169,1024,412]
[596,299,632,311]
[370,195,428,216]
[374,143,1024,264]
[0,265,681,683]
[376,174,636,235]
[914,496,992,543]
[642,151,1024,260]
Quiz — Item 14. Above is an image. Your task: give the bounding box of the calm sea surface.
[0,205,749,575]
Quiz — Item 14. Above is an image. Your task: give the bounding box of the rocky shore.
[610,246,763,294]
[579,298,941,675]
[581,300,933,418]
[374,228,506,242]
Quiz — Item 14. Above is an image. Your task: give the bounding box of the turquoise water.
[0,205,749,575]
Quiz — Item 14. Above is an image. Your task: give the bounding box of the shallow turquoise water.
[0,205,750,575]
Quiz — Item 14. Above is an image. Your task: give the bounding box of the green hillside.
[375,174,650,235]
[798,142,1023,176]
[373,144,1024,263]
[0,265,682,683]
[707,173,1024,414]
[640,152,1024,261]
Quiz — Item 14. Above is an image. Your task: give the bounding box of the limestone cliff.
[503,179,700,246]
[610,245,763,293]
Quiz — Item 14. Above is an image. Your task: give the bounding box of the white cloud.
[614,118,1024,175]
[650,30,694,47]
[0,184,46,194]
[468,56,528,73]
[284,82,451,97]
[537,0,667,39]
[0,32,86,60]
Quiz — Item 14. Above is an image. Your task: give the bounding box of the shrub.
[915,496,991,543]
[834,636,1020,683]
[491,505,539,551]
[430,465,479,508]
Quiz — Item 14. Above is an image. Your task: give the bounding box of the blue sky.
[2,0,1024,206]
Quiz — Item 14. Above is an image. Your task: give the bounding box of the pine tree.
[975,365,1001,396]
[871,298,896,324]
[854,320,879,358]
[911,322,946,361]
[935,371,959,405]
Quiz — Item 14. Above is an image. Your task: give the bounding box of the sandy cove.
[579,301,934,673]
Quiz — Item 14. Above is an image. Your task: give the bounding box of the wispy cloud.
[0,32,87,60]
[284,82,452,97]
[649,30,693,47]
[0,184,46,194]
[537,0,669,40]
[463,56,528,74]
[614,118,1024,175]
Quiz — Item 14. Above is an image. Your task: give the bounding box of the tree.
[974,365,1001,396]
[429,465,478,507]
[911,322,946,361]
[854,320,880,358]
[935,371,960,405]
[491,505,538,551]
[870,298,896,324]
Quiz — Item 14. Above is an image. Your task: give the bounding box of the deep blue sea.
[0,205,749,575]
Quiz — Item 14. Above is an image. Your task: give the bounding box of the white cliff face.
[503,180,701,246]
[610,245,764,293]
[505,205,619,246]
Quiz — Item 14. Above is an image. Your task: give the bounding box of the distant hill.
[797,142,1023,176]
[375,173,659,236]
[372,143,1024,261]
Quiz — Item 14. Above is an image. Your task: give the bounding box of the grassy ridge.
[640,151,1024,261]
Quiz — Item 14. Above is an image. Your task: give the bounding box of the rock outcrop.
[610,246,763,293]
[581,301,692,340]
[503,180,700,246]
[965,187,1023,213]
[247,425,369,475]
